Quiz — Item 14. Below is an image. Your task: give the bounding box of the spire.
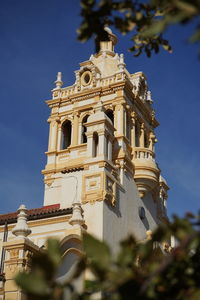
[99,26,118,53]
[69,202,85,227]
[54,72,63,89]
[12,205,31,239]
[118,53,126,71]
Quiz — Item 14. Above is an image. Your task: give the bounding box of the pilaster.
[3,239,40,300]
[72,112,79,146]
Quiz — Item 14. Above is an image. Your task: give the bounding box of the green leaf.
[15,272,50,296]
[189,29,200,43]
[83,233,111,270]
[47,239,62,268]
[175,1,198,15]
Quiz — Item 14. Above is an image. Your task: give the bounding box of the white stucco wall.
[44,171,83,208]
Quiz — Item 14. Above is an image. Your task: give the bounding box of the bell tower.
[42,28,169,247]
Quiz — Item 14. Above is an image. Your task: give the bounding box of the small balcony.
[132,147,160,198]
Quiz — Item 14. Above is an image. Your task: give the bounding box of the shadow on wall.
[140,191,158,227]
[105,184,123,218]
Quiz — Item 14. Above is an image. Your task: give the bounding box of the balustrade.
[133,147,155,160]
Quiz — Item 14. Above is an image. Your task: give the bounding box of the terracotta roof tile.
[0,204,72,225]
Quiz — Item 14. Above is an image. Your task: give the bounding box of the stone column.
[47,117,60,152]
[78,121,82,144]
[140,123,145,148]
[108,139,112,161]
[72,112,79,146]
[57,123,62,150]
[115,102,125,136]
[131,112,136,148]
[98,133,105,156]
[86,132,93,157]
[149,132,156,152]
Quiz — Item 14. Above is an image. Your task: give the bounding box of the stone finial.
[146,91,153,104]
[69,203,85,227]
[104,26,118,46]
[12,205,31,238]
[118,53,126,71]
[54,72,63,89]
[99,26,118,53]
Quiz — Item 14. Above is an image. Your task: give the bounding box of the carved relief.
[86,175,101,192]
[6,264,17,275]
[82,173,104,203]
[105,176,116,206]
[9,249,19,259]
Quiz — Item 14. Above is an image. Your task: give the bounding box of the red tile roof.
[0,204,72,225]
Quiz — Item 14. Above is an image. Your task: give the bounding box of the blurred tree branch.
[77,0,200,57]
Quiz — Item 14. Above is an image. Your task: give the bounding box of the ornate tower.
[42,29,169,247]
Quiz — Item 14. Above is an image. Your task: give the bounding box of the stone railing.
[54,72,127,99]
[57,144,87,162]
[133,147,155,161]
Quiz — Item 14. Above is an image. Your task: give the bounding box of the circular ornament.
[81,71,92,86]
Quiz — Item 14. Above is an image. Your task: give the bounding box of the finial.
[99,26,118,53]
[118,54,126,71]
[104,26,118,46]
[146,91,153,104]
[12,205,31,239]
[69,202,85,227]
[54,72,63,89]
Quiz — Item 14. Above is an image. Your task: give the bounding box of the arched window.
[61,120,72,149]
[57,236,82,292]
[144,132,149,148]
[135,122,140,147]
[81,115,89,143]
[105,109,114,124]
[93,132,99,157]
[126,113,131,141]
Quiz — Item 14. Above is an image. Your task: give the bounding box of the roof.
[0,204,72,225]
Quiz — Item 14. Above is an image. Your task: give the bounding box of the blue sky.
[0,0,200,217]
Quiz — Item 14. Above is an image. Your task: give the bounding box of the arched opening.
[144,132,149,148]
[135,122,140,147]
[81,115,89,143]
[57,236,83,292]
[61,120,72,149]
[126,113,130,141]
[105,109,114,124]
[93,132,99,157]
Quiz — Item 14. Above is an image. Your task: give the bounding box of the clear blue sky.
[0,0,200,217]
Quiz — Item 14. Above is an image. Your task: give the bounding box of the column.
[108,139,112,161]
[86,132,93,157]
[114,104,119,136]
[78,121,82,144]
[72,112,79,146]
[149,132,156,152]
[131,113,136,148]
[57,124,62,150]
[47,117,60,152]
[115,102,125,136]
[140,123,145,148]
[98,133,105,156]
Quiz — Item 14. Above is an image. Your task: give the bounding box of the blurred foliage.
[15,214,200,299]
[77,0,200,57]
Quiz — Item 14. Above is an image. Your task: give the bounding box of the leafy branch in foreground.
[15,214,200,299]
[78,0,200,57]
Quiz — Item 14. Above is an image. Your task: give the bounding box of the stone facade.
[0,29,169,299]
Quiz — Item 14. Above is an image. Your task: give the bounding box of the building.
[0,29,169,299]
